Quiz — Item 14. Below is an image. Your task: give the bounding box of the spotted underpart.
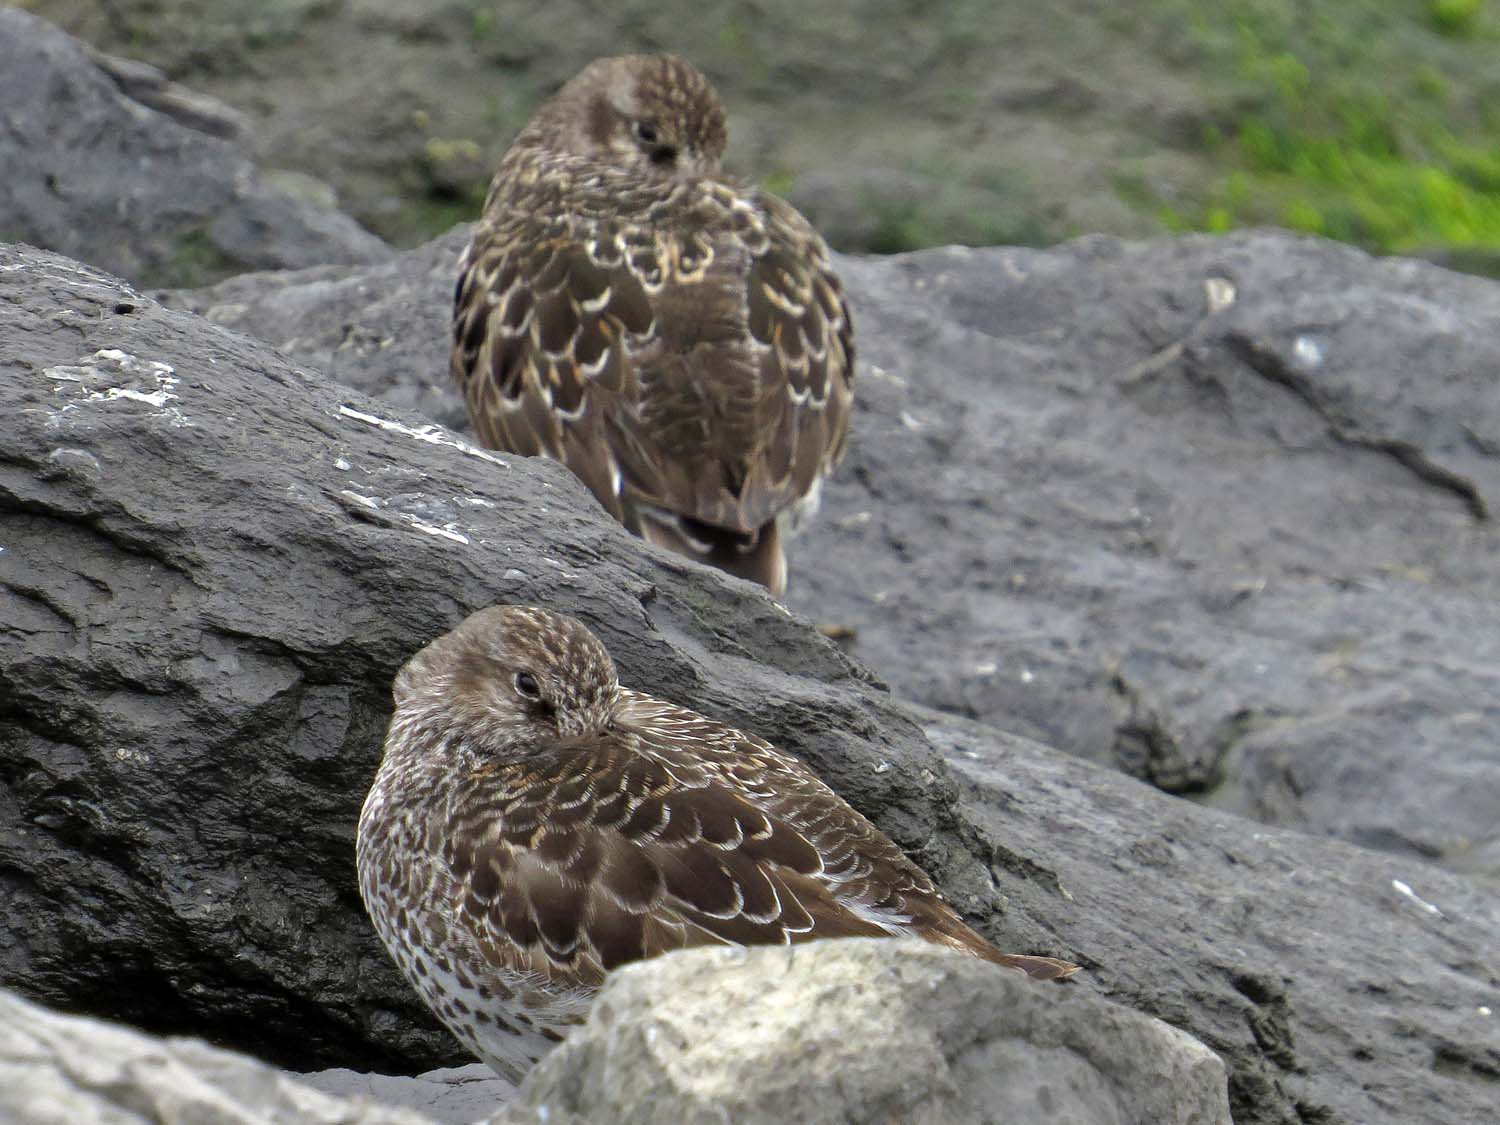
[356,606,1080,1082]
[450,55,855,595]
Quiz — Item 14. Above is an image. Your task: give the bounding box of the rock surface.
[806,234,1500,875]
[4,240,1499,1124]
[170,226,1500,876]
[0,5,391,288]
[2,939,1232,1125]
[515,939,1232,1125]
[0,987,438,1125]
[300,1066,514,1125]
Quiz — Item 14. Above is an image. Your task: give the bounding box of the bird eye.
[650,145,678,165]
[513,671,541,699]
[634,120,659,145]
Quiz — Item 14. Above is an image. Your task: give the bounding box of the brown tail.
[985,951,1082,980]
[931,909,1081,980]
[634,508,787,595]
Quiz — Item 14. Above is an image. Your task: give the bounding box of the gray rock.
[0,987,438,1124]
[300,1065,514,1125]
[926,708,1500,1125]
[168,227,1500,874]
[0,6,391,288]
[804,233,1500,872]
[164,227,470,432]
[85,45,252,142]
[514,939,1231,1125]
[3,240,1499,1124]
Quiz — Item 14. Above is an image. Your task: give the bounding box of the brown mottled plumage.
[451,56,854,595]
[357,606,1078,1081]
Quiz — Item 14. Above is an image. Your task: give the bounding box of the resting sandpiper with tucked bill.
[450,55,854,595]
[357,606,1078,1081]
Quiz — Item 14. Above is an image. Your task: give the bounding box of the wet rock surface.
[4,240,1498,1124]
[169,227,1500,876]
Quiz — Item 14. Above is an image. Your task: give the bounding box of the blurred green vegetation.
[23,0,1500,271]
[1428,0,1485,37]
[1157,2,1500,270]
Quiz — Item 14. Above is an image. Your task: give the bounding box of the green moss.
[864,210,940,255]
[423,137,483,167]
[760,170,796,197]
[1428,0,1484,38]
[471,5,497,40]
[1412,64,1451,102]
[861,199,1049,255]
[156,226,240,290]
[402,189,488,242]
[1281,198,1324,235]
[1150,2,1500,275]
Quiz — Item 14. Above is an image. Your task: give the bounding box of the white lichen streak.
[410,521,471,545]
[1391,878,1444,918]
[45,349,191,427]
[339,489,382,512]
[337,405,510,467]
[338,489,472,546]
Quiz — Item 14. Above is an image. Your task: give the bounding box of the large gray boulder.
[4,241,1498,1125]
[514,939,1232,1125]
[0,5,391,288]
[811,233,1500,873]
[170,227,1500,875]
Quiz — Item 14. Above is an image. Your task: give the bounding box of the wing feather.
[439,699,1074,986]
[452,167,854,591]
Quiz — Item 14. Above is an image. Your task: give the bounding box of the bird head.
[387,605,622,769]
[523,54,728,181]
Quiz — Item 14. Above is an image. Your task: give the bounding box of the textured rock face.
[4,240,1499,1125]
[172,226,1500,876]
[812,235,1500,871]
[515,939,1232,1125]
[0,987,439,1125]
[300,1065,516,1125]
[0,6,390,288]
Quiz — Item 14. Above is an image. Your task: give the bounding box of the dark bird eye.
[513,671,541,699]
[650,145,678,165]
[634,120,659,144]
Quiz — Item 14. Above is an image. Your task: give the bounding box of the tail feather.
[633,506,787,595]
